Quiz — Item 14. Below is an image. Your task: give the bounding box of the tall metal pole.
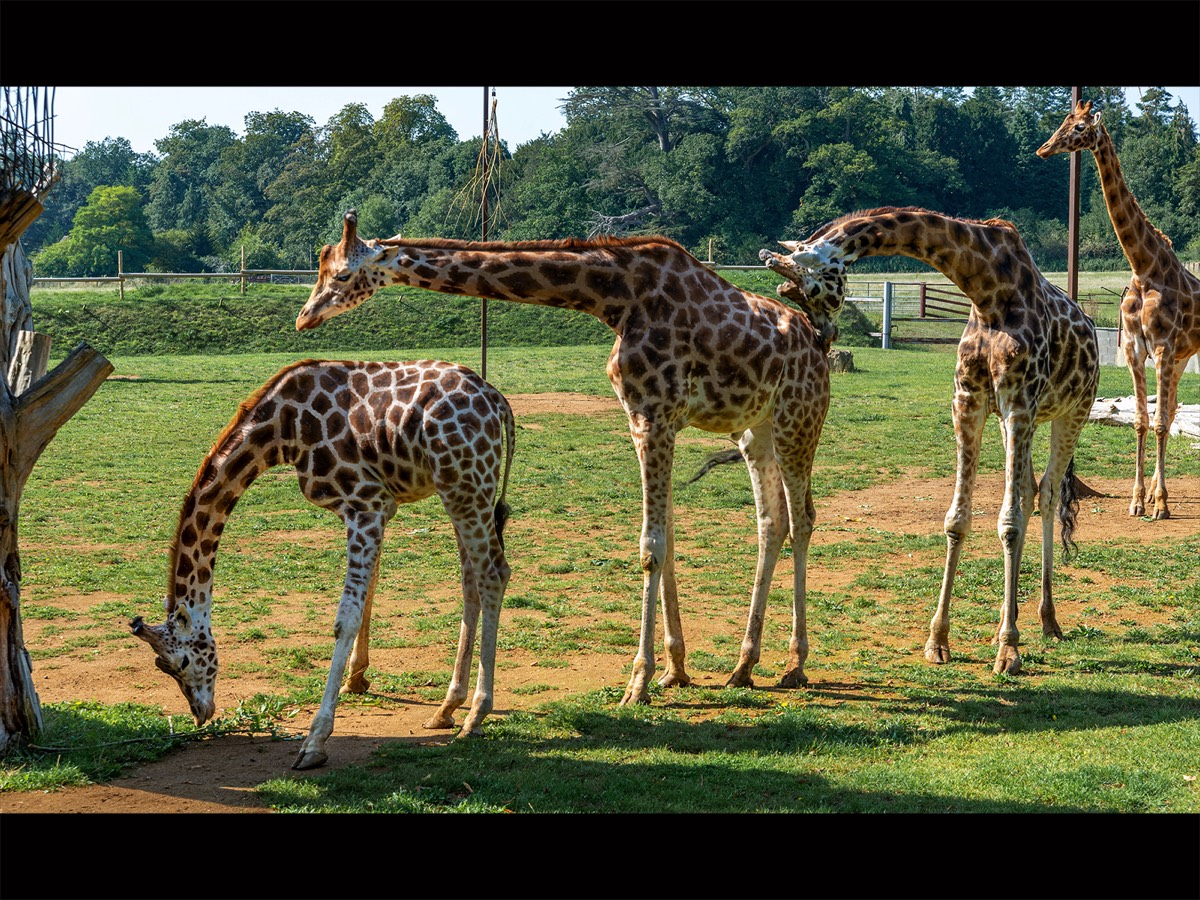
[1068,85,1082,301]
[480,86,490,380]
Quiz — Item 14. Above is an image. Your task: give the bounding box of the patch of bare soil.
[2,392,1196,815]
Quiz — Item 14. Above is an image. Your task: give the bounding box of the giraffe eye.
[1073,124,1086,133]
[335,273,352,283]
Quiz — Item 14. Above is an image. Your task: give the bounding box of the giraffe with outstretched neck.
[1038,99,1200,520]
[296,211,843,706]
[131,357,514,769]
[761,206,1100,675]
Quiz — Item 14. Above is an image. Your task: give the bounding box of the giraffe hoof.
[993,647,1022,676]
[1042,622,1063,640]
[1154,509,1171,521]
[423,714,456,730]
[657,671,692,689]
[725,669,754,689]
[778,669,808,689]
[924,642,951,664]
[340,677,370,695]
[292,749,328,770]
[620,687,651,706]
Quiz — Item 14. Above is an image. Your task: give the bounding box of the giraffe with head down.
[762,205,1100,676]
[296,211,845,706]
[131,357,514,770]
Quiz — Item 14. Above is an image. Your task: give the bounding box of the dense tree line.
[24,86,1200,278]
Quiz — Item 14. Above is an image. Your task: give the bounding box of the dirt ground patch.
[2,391,1197,814]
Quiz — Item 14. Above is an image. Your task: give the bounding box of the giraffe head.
[758,244,847,349]
[296,209,394,331]
[130,600,218,726]
[1037,100,1101,158]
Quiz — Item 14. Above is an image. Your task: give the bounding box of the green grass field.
[2,340,1197,818]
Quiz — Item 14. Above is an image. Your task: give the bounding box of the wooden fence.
[31,249,314,299]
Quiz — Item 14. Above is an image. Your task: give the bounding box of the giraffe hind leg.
[342,556,380,695]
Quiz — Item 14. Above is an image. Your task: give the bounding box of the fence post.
[882,281,893,350]
[118,250,124,301]
[919,282,926,318]
[241,245,247,296]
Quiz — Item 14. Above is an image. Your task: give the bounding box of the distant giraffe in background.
[1038,99,1200,519]
[296,210,844,705]
[131,358,514,770]
[762,206,1100,675]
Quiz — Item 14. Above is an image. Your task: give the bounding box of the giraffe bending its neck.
[762,206,1100,676]
[130,358,514,770]
[298,211,841,705]
[1038,99,1200,519]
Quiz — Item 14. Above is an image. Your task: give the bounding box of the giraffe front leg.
[621,416,678,706]
[779,472,815,688]
[1149,348,1184,520]
[728,428,788,688]
[1124,341,1150,517]
[295,517,384,770]
[927,390,985,665]
[341,556,380,695]
[993,417,1036,676]
[657,489,691,689]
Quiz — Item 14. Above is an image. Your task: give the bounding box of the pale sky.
[49,86,574,156]
[46,86,1200,159]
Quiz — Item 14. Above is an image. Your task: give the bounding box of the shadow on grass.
[249,678,1200,815]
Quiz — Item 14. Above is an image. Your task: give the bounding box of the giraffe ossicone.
[763,206,1100,676]
[1038,99,1200,520]
[131,358,515,770]
[298,210,840,704]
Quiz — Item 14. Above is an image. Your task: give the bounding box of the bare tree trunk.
[0,239,113,754]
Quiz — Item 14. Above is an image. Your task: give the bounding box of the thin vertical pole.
[480,86,490,380]
[1068,85,1082,301]
[882,282,893,350]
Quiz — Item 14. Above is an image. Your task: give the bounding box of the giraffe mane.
[808,206,1021,241]
[164,358,321,608]
[371,234,692,255]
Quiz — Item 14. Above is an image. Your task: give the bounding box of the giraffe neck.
[371,237,707,333]
[1091,125,1171,276]
[818,208,1033,301]
[165,387,295,616]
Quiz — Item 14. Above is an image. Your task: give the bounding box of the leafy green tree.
[26,137,156,251]
[149,229,206,272]
[209,109,316,249]
[502,131,596,239]
[145,119,238,235]
[32,186,154,275]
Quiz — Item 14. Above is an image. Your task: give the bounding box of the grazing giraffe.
[130,358,514,770]
[296,210,841,705]
[1038,98,1200,520]
[761,206,1100,675]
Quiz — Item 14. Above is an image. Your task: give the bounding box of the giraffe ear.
[174,604,193,636]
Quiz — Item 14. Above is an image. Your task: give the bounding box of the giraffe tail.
[684,447,745,485]
[494,395,515,549]
[1057,457,1081,563]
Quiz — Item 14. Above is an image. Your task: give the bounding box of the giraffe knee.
[640,532,666,573]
